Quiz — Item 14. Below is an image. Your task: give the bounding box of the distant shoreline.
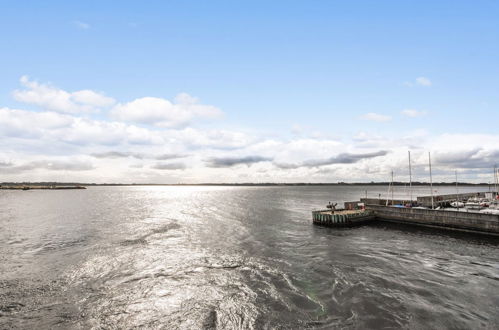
[1,182,494,187]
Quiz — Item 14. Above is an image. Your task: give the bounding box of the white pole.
[497,166,499,198]
[495,165,498,195]
[494,165,499,198]
[385,172,391,206]
[391,170,394,206]
[429,152,434,209]
[408,151,412,204]
[455,170,459,209]
[497,166,499,195]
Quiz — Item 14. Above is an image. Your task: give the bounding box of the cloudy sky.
[1,1,498,183]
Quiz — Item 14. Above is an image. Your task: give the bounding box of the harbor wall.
[366,204,499,234]
[357,191,495,208]
[359,198,410,206]
[417,192,487,207]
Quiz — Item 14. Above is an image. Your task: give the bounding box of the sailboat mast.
[455,170,459,204]
[391,170,394,206]
[408,151,412,204]
[495,165,498,195]
[385,172,391,206]
[429,152,434,209]
[497,166,499,197]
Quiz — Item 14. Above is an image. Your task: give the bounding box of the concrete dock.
[366,204,499,235]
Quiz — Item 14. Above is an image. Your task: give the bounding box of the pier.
[366,204,499,235]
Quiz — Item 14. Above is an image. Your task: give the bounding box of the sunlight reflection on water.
[0,185,498,329]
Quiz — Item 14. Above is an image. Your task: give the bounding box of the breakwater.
[366,204,499,235]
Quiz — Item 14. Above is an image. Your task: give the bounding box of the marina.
[314,191,499,235]
[313,154,499,236]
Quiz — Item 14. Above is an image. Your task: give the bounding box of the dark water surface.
[1,186,498,329]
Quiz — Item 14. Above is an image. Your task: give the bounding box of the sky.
[0,0,498,183]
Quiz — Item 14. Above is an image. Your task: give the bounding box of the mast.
[391,170,394,206]
[455,170,459,208]
[408,151,412,204]
[495,165,498,196]
[429,152,434,209]
[497,166,499,198]
[386,170,394,206]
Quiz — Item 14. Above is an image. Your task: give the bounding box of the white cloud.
[160,127,253,151]
[291,124,303,135]
[0,106,250,153]
[71,90,115,108]
[359,112,392,122]
[416,77,432,86]
[352,131,386,148]
[4,159,94,173]
[403,77,432,87]
[73,21,90,30]
[12,76,115,114]
[0,107,166,147]
[0,107,73,138]
[401,109,427,117]
[110,94,222,128]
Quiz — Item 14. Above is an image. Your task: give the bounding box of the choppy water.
[0,185,498,329]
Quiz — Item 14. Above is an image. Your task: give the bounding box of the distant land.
[0,182,494,187]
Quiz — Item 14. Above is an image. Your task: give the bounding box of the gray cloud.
[0,160,94,173]
[154,153,187,160]
[272,162,300,170]
[151,162,186,170]
[304,150,389,166]
[0,161,13,167]
[435,149,481,165]
[91,151,132,159]
[275,150,389,169]
[91,151,186,160]
[434,149,499,169]
[206,156,272,168]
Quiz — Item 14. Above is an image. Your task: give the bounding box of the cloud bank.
[1,76,498,183]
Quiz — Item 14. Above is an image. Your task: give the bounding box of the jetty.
[313,191,499,236]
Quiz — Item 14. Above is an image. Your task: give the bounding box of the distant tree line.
[1,181,493,187]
